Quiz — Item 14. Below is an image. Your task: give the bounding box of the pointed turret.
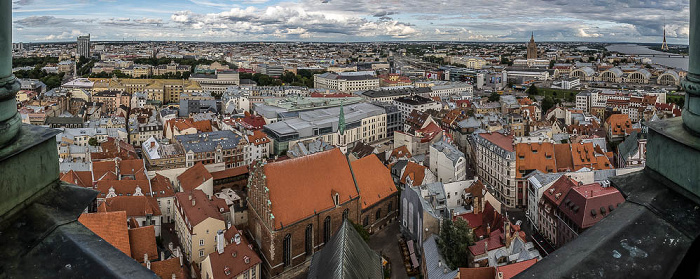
[662,25,669,51]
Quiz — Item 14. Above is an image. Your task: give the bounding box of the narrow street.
[505,209,555,256]
[368,221,410,279]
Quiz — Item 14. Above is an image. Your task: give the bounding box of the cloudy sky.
[11,0,690,43]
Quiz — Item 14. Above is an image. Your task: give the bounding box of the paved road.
[505,209,555,256]
[368,221,409,279]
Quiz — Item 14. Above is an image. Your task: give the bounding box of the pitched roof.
[150,173,176,198]
[541,176,578,207]
[60,170,93,188]
[128,226,158,261]
[605,114,632,136]
[78,211,131,256]
[95,180,151,199]
[400,161,427,186]
[308,219,382,279]
[263,148,359,229]
[458,267,497,279]
[149,257,187,279]
[497,258,538,279]
[210,165,249,180]
[478,132,515,152]
[390,145,412,159]
[558,183,625,229]
[99,196,162,217]
[515,143,556,178]
[177,162,213,192]
[207,226,262,279]
[174,190,225,232]
[246,129,270,146]
[351,155,398,210]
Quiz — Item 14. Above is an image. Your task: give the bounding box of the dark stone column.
[0,0,20,148]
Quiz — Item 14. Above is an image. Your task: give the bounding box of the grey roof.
[431,140,464,166]
[264,103,385,140]
[618,130,640,160]
[526,170,563,190]
[456,117,481,129]
[308,219,382,279]
[176,130,243,153]
[361,87,431,98]
[422,235,459,279]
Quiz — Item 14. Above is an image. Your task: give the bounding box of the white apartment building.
[429,140,467,183]
[314,72,380,92]
[393,95,442,123]
[473,132,517,208]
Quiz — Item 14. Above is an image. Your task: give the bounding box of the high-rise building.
[77,34,90,58]
[526,32,537,59]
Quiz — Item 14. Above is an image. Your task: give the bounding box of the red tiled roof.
[211,165,249,180]
[605,114,632,136]
[174,190,225,232]
[149,257,186,279]
[207,226,262,279]
[351,155,398,210]
[60,170,93,188]
[515,143,556,178]
[178,162,213,192]
[390,145,412,159]
[553,144,574,172]
[93,161,117,181]
[263,148,359,229]
[247,130,270,146]
[78,211,131,256]
[95,180,151,199]
[541,176,578,207]
[497,258,538,279]
[128,226,158,261]
[558,183,625,229]
[478,132,514,152]
[100,196,162,217]
[150,174,176,198]
[417,122,442,143]
[458,267,497,279]
[468,229,505,255]
[400,161,427,186]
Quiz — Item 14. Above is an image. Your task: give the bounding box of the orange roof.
[515,143,556,178]
[263,148,359,229]
[119,159,147,179]
[351,155,398,210]
[247,130,271,146]
[100,196,162,217]
[553,144,574,172]
[497,259,538,279]
[400,161,427,186]
[60,170,93,188]
[458,267,497,279]
[518,98,533,105]
[174,190,225,232]
[177,162,213,192]
[78,211,131,256]
[390,145,412,159]
[93,161,117,181]
[605,114,632,136]
[571,142,612,170]
[95,180,151,199]
[129,226,158,261]
[149,257,186,279]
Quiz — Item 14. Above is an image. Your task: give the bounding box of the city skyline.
[11,0,692,43]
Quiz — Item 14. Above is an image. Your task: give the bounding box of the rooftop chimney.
[192,198,196,207]
[216,230,225,254]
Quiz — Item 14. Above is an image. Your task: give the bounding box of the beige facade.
[174,209,226,264]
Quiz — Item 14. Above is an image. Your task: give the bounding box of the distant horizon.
[11,40,690,46]
[11,0,690,44]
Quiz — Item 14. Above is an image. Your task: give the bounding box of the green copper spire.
[338,102,346,135]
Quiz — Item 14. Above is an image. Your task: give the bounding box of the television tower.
[662,18,669,51]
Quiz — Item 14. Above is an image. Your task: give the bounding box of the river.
[606,44,688,71]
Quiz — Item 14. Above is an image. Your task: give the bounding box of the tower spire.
[662,18,669,51]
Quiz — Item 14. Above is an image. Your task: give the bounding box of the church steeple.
[338,102,345,135]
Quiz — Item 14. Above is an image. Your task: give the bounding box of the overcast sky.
[11,0,690,44]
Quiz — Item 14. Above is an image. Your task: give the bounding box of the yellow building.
[174,190,227,265]
[89,78,202,104]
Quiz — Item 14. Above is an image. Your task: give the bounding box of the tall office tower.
[77,34,90,58]
[526,32,538,59]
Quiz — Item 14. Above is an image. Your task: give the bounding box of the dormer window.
[333,193,340,206]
